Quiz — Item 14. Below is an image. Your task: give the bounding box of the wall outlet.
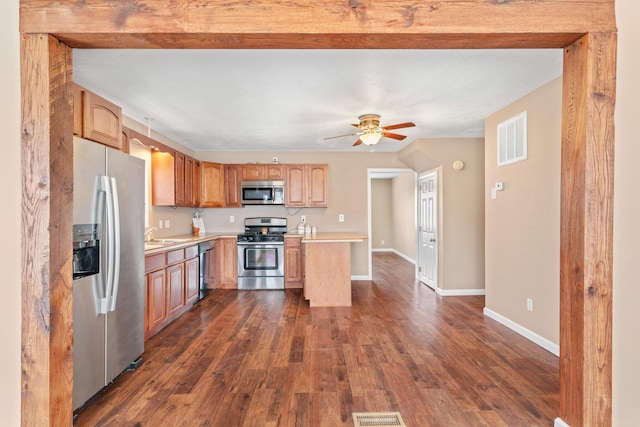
[300,215,306,223]
[527,298,534,312]
[158,220,163,229]
[164,220,170,229]
[338,214,344,222]
[495,182,504,191]
[272,156,278,164]
[381,239,385,245]
[230,215,235,223]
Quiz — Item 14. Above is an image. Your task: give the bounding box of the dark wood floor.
[75,252,559,426]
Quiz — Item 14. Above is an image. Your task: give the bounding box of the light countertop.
[290,232,368,243]
[144,232,237,255]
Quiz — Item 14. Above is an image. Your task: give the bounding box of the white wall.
[0,0,21,425]
[614,0,640,424]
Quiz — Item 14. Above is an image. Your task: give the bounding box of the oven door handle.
[237,241,285,246]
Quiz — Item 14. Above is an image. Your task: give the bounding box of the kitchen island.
[300,232,367,307]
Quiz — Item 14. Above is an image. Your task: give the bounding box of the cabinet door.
[242,164,265,180]
[285,237,303,288]
[224,164,242,207]
[185,257,199,305]
[307,164,329,207]
[167,263,185,318]
[192,159,201,207]
[72,83,83,136]
[205,248,216,287]
[82,89,123,150]
[215,237,238,288]
[265,164,284,180]
[200,162,225,207]
[151,151,176,206]
[174,152,187,206]
[285,164,306,207]
[147,269,167,334]
[184,156,194,206]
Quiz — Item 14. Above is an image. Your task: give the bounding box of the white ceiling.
[73,49,563,152]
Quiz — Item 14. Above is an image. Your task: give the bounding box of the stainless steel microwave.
[240,180,285,205]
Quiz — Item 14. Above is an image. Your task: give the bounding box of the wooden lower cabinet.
[185,257,199,304]
[214,237,237,288]
[285,236,304,288]
[146,269,167,334]
[145,244,201,340]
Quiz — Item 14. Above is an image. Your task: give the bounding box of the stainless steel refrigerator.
[72,136,145,411]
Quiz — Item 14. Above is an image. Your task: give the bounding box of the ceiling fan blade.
[324,131,361,140]
[351,123,361,128]
[382,131,407,140]
[383,122,415,131]
[352,138,364,147]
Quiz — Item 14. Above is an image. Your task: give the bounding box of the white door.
[418,173,438,289]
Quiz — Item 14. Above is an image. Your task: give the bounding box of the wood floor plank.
[74,253,558,426]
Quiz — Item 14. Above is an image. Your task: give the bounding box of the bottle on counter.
[297,222,305,234]
[305,224,311,235]
[311,226,318,235]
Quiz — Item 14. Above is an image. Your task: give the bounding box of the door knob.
[429,238,436,243]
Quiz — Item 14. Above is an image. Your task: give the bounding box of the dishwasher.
[197,240,215,302]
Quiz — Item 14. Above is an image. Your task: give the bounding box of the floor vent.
[352,412,406,427]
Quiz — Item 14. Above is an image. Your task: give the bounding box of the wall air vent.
[497,111,528,167]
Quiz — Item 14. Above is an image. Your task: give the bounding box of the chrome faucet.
[144,227,158,241]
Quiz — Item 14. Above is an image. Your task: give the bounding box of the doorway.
[367,168,417,280]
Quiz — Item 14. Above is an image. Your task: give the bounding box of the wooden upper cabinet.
[242,164,285,180]
[152,150,201,207]
[174,152,187,206]
[285,164,328,207]
[242,164,264,180]
[73,83,123,150]
[200,162,225,208]
[81,88,123,150]
[307,164,329,207]
[225,164,242,208]
[265,164,284,180]
[285,164,306,207]
[151,151,176,206]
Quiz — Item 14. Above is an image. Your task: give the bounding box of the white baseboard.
[371,248,415,265]
[483,307,560,356]
[554,417,569,427]
[351,275,372,280]
[437,288,486,296]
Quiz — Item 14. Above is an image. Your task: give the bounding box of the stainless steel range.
[237,217,287,290]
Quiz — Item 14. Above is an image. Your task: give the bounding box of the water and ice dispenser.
[73,224,100,280]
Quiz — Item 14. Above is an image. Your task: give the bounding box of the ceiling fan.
[325,114,416,147]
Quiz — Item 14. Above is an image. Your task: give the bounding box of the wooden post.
[20,34,74,426]
[560,32,616,426]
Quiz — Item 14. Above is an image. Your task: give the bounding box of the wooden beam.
[20,0,615,48]
[20,34,74,426]
[560,32,616,426]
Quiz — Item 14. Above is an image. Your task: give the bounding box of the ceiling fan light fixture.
[360,129,382,145]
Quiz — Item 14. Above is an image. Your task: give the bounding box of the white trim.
[483,307,560,356]
[437,288,486,296]
[371,248,393,253]
[351,274,371,281]
[554,418,569,427]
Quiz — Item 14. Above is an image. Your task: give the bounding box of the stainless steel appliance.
[237,217,287,290]
[197,239,215,301]
[72,137,145,411]
[240,180,285,205]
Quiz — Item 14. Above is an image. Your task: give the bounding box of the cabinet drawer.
[285,236,302,247]
[166,248,185,265]
[185,244,199,259]
[145,253,166,273]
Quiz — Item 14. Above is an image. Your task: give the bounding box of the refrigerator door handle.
[98,175,115,314]
[109,177,121,312]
